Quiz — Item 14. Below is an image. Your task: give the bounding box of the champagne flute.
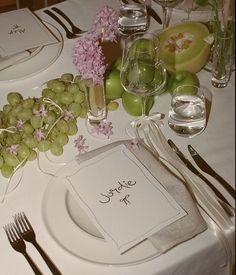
[153,0,182,28]
[120,32,167,136]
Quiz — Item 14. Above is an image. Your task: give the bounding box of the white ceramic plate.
[0,21,63,83]
[42,177,159,266]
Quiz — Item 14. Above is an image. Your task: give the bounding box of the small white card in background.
[66,145,186,254]
[0,8,58,57]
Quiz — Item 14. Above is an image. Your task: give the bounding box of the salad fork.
[14,212,62,275]
[3,223,43,275]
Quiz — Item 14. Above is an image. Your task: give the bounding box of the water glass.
[118,0,148,35]
[168,85,206,138]
[211,31,235,88]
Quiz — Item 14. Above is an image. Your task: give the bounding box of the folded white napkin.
[75,140,207,255]
[0,51,30,71]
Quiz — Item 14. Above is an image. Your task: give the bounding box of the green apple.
[105,69,125,100]
[167,71,200,94]
[122,91,154,116]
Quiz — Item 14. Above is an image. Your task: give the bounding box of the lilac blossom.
[34,129,45,141]
[74,135,89,154]
[127,138,139,150]
[6,144,19,155]
[33,104,48,117]
[16,119,25,129]
[72,37,106,85]
[91,121,113,138]
[63,110,74,121]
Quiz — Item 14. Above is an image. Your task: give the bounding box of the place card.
[65,145,186,254]
[0,8,58,57]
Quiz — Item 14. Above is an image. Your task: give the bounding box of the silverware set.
[168,139,235,217]
[3,212,62,275]
[43,8,86,39]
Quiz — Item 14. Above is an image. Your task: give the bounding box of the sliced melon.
[157,22,210,73]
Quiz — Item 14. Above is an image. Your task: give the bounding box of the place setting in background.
[0,8,63,82]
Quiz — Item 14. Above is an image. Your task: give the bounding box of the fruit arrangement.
[0,73,87,178]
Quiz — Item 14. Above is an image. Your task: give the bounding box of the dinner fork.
[44,9,79,39]
[3,223,43,275]
[14,212,62,275]
[51,7,86,34]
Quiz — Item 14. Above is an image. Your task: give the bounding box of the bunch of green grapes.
[0,73,87,178]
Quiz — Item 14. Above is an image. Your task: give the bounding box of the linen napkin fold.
[0,51,30,71]
[75,140,207,255]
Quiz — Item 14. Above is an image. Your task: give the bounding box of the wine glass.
[153,0,182,28]
[178,0,197,21]
[120,32,167,136]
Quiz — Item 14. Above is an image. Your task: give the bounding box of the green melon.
[157,22,210,73]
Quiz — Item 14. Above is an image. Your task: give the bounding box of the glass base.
[85,118,111,140]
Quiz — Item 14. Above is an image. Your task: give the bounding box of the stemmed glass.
[153,0,182,28]
[120,32,167,136]
[178,0,197,21]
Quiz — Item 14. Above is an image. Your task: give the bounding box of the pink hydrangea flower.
[72,37,106,85]
[34,129,45,141]
[33,104,48,117]
[91,121,113,139]
[74,135,89,154]
[6,144,19,155]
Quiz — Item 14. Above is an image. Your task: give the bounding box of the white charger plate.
[42,177,159,266]
[0,21,63,83]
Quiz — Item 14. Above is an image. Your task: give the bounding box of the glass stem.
[162,6,168,29]
[141,96,148,116]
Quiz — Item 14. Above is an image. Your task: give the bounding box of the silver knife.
[188,145,235,200]
[168,139,234,216]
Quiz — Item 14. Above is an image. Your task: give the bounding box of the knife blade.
[168,139,234,216]
[188,145,235,199]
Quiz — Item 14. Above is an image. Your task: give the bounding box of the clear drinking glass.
[168,85,207,138]
[120,32,167,135]
[118,0,149,35]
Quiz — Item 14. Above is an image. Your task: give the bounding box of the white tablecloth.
[0,1,235,274]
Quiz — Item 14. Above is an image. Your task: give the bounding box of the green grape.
[23,123,34,134]
[44,110,57,125]
[68,102,82,118]
[74,75,82,84]
[107,101,119,111]
[60,73,74,82]
[11,104,23,117]
[78,79,87,93]
[0,155,4,169]
[1,163,14,178]
[6,136,14,146]
[79,106,88,118]
[67,83,80,93]
[50,142,63,156]
[17,144,30,159]
[30,116,42,129]
[42,88,55,99]
[73,90,85,103]
[54,133,69,146]
[27,149,37,161]
[0,110,4,118]
[60,92,74,105]
[7,115,17,126]
[7,92,23,106]
[38,139,51,152]
[3,104,12,114]
[11,133,22,144]
[23,136,38,149]
[47,79,66,93]
[53,93,62,105]
[67,120,78,136]
[17,108,32,121]
[22,97,35,109]
[48,127,59,140]
[4,152,20,167]
[56,119,69,134]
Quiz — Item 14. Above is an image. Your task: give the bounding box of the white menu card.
[66,145,187,254]
[0,8,58,57]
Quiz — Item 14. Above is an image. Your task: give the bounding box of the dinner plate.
[42,177,159,266]
[0,21,63,83]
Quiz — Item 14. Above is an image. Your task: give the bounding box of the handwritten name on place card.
[0,8,58,57]
[65,145,186,254]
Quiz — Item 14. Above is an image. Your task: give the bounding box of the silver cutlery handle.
[23,252,43,275]
[33,240,62,275]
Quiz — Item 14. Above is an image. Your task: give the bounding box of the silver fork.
[3,223,43,275]
[14,212,62,275]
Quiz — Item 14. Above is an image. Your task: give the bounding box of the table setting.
[0,0,235,274]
